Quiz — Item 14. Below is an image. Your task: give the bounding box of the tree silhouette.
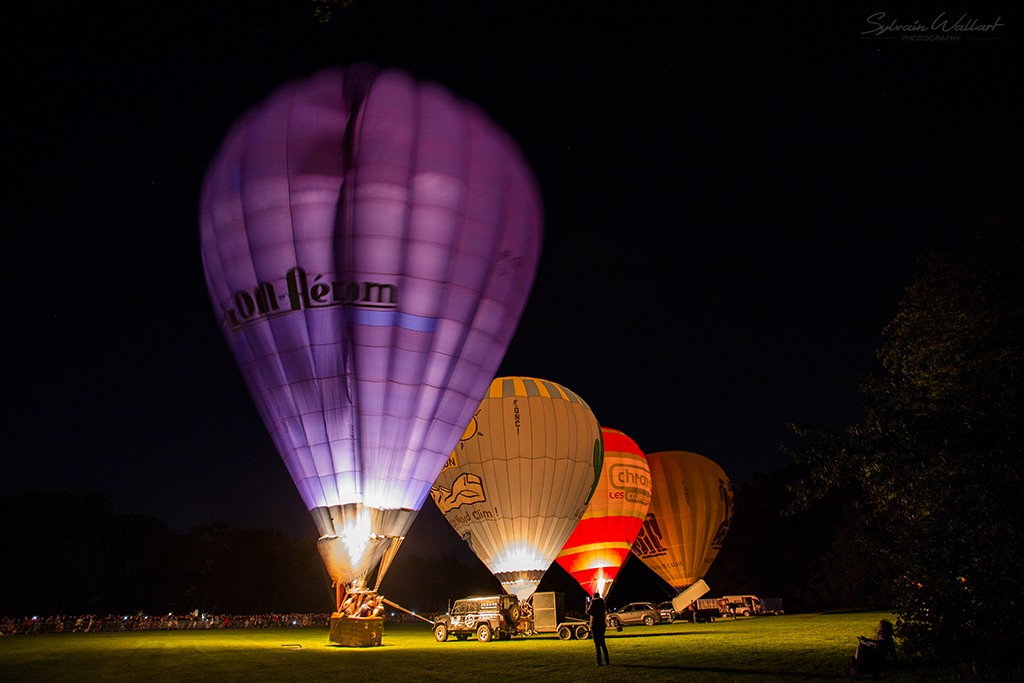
[787,196,1023,679]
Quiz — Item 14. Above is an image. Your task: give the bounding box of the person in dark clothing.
[849,619,894,676]
[586,592,610,666]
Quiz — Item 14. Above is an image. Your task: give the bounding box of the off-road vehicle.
[433,594,521,643]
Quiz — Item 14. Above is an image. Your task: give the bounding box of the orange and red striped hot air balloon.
[555,428,651,599]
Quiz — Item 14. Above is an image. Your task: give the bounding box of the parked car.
[656,602,676,623]
[606,602,661,628]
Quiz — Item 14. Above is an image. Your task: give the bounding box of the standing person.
[586,592,610,666]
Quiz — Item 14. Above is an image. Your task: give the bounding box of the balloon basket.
[329,614,384,647]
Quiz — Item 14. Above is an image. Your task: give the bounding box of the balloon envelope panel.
[632,451,734,592]
[431,377,603,601]
[200,66,542,586]
[556,427,650,599]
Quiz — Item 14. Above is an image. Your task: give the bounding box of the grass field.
[0,611,957,682]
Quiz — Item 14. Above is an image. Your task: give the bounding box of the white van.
[719,595,762,617]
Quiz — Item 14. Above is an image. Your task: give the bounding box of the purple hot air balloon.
[199,65,542,601]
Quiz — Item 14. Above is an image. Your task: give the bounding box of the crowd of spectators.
[0,612,332,636]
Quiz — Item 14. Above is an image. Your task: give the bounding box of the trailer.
[682,598,722,623]
[524,591,591,640]
[670,580,721,622]
[671,579,711,614]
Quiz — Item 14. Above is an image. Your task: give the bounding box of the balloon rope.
[335,583,345,613]
[382,598,433,624]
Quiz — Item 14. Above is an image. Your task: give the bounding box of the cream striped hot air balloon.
[431,377,602,601]
[631,451,734,591]
[555,428,650,599]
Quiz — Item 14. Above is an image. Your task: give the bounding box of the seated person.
[849,619,894,676]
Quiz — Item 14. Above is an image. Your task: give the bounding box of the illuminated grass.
[0,612,956,682]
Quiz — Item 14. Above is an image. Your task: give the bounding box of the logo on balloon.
[222,266,401,331]
[608,463,652,505]
[710,477,734,549]
[455,411,483,450]
[438,453,460,472]
[632,512,668,558]
[430,473,486,515]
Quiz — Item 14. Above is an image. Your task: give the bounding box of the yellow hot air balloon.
[631,451,734,592]
[430,377,603,601]
[556,427,651,599]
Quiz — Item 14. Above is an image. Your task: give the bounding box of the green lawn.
[0,612,955,682]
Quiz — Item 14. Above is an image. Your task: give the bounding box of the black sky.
[8,2,1020,557]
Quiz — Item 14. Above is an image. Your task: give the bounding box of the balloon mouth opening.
[495,570,546,602]
[329,510,374,562]
[317,534,389,587]
[313,506,417,586]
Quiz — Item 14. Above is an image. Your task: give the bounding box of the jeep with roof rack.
[433,592,590,642]
[433,594,521,642]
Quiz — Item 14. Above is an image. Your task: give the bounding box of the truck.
[433,591,589,643]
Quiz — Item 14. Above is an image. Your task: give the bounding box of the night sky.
[8,2,1019,562]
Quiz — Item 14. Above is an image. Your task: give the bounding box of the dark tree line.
[0,492,330,616]
[701,468,892,612]
[785,199,1023,679]
[1,478,867,620]
[0,490,524,618]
